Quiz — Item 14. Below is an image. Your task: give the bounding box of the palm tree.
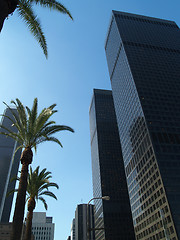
[0,0,72,57]
[26,166,59,240]
[0,98,74,240]
[9,166,59,240]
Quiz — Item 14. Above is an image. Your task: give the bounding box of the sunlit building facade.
[105,11,180,240]
[31,212,54,240]
[89,89,135,240]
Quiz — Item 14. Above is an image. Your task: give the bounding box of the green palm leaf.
[29,0,73,20]
[39,197,48,210]
[9,166,58,211]
[1,98,74,150]
[39,190,57,200]
[17,0,48,58]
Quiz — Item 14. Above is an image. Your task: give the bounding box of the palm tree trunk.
[11,147,33,240]
[0,0,18,32]
[24,210,33,240]
[24,198,36,240]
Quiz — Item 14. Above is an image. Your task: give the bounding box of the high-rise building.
[71,218,75,240]
[105,10,180,240]
[89,89,135,240]
[0,108,21,222]
[74,204,95,240]
[31,212,55,240]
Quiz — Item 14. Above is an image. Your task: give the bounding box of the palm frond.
[10,176,20,182]
[30,0,73,20]
[36,136,63,147]
[1,98,74,151]
[2,102,24,136]
[0,114,17,128]
[32,108,54,139]
[39,197,48,210]
[38,182,59,193]
[0,128,24,144]
[7,189,18,197]
[14,99,27,131]
[27,98,38,140]
[39,190,57,200]
[17,0,48,58]
[39,125,74,137]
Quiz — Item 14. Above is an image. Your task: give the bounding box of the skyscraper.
[0,108,21,222]
[105,11,180,240]
[71,218,75,240]
[74,204,95,240]
[89,89,135,240]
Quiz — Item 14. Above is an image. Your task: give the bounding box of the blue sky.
[0,0,180,239]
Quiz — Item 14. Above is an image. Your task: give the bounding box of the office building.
[71,218,75,240]
[105,11,180,239]
[74,204,95,240]
[0,108,21,222]
[89,89,135,240]
[31,212,54,240]
[0,223,34,240]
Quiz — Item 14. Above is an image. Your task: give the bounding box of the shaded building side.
[89,89,135,240]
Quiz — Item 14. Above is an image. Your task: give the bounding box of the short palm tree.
[9,166,59,240]
[0,98,74,240]
[0,0,72,57]
[25,166,58,240]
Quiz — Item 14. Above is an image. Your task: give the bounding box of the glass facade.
[0,108,21,223]
[105,11,180,240]
[74,204,95,240]
[89,89,135,240]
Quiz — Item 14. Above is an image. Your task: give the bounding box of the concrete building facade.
[31,212,54,240]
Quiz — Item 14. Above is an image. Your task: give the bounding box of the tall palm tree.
[0,0,72,57]
[0,98,74,240]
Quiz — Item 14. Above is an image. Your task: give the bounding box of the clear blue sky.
[0,0,180,239]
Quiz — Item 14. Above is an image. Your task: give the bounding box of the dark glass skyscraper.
[89,89,135,240]
[105,11,180,240]
[74,204,95,240]
[0,108,21,222]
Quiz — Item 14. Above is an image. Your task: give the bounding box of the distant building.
[105,10,180,240]
[31,212,54,240]
[71,218,75,240]
[0,108,21,222]
[89,89,135,240]
[74,204,95,240]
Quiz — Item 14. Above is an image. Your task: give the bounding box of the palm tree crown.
[0,98,74,152]
[26,166,59,210]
